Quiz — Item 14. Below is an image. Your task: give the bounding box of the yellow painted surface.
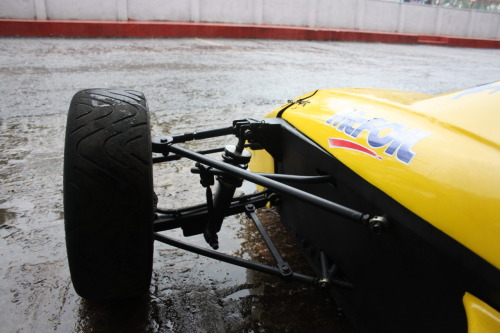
[248,147,274,192]
[463,292,500,333]
[258,82,500,269]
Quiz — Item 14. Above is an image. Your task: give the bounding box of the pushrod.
[245,204,292,277]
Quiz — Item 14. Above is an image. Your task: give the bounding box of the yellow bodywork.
[250,82,500,330]
[463,293,500,333]
[258,82,500,269]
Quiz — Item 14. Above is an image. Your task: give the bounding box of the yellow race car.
[64,82,500,332]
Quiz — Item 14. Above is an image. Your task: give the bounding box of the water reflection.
[233,209,356,332]
[72,207,356,332]
[76,297,153,333]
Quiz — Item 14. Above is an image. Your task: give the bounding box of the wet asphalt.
[0,37,499,333]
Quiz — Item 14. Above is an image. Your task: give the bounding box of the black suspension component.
[203,130,252,250]
[245,204,292,278]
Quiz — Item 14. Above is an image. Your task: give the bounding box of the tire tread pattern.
[64,89,153,300]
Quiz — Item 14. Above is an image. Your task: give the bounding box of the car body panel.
[268,82,500,271]
[463,292,500,333]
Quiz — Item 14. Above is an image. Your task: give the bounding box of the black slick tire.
[64,89,154,300]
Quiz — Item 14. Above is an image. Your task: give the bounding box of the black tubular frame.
[150,120,381,288]
[154,232,318,285]
[158,144,369,224]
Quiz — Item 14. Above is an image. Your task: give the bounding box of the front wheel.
[64,89,154,300]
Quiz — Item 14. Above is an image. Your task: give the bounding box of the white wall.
[0,0,37,19]
[315,0,359,30]
[364,0,401,31]
[127,0,191,22]
[1,0,499,39]
[399,4,438,35]
[44,0,123,20]
[200,0,257,24]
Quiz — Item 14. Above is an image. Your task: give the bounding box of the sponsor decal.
[328,138,383,160]
[325,108,431,164]
[452,82,500,100]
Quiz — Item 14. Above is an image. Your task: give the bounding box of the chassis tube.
[166,145,368,223]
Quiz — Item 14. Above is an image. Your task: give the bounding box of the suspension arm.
[154,232,318,285]
[191,167,335,184]
[154,192,269,235]
[157,142,370,225]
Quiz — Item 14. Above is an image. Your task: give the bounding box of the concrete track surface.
[0,37,499,333]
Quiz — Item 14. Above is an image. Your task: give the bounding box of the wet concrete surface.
[0,37,499,332]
